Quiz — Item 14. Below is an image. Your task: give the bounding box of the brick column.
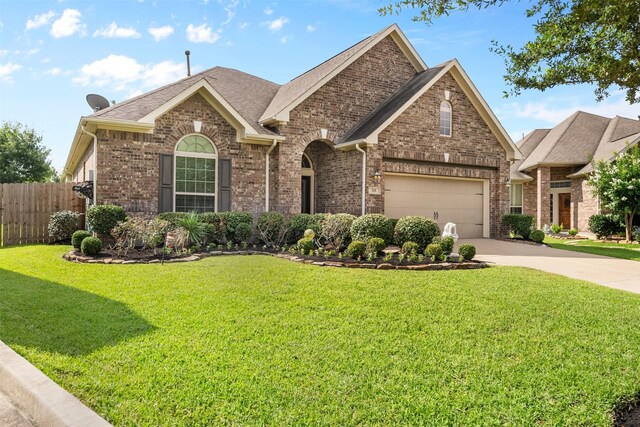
[536,167,550,229]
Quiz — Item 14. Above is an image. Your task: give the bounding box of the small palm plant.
[178,212,205,249]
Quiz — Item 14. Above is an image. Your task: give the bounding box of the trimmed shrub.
[393,216,440,251]
[458,244,476,261]
[157,212,188,229]
[346,240,366,259]
[87,204,127,235]
[632,226,640,242]
[502,214,534,239]
[588,214,624,239]
[71,230,92,250]
[222,212,254,242]
[111,217,168,255]
[550,223,562,234]
[440,236,455,255]
[286,213,327,244]
[366,237,386,255]
[81,236,102,256]
[425,243,443,259]
[401,241,419,254]
[529,229,545,243]
[297,237,314,253]
[320,213,356,250]
[568,228,578,237]
[48,210,81,241]
[197,212,226,242]
[234,222,253,243]
[257,211,288,247]
[350,214,393,244]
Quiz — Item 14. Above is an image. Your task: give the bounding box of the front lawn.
[545,236,640,261]
[2,245,640,425]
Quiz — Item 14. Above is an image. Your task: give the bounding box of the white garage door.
[384,175,486,238]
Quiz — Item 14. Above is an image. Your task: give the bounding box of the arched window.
[174,134,217,212]
[439,101,452,137]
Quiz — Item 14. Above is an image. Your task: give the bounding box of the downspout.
[80,126,98,205]
[265,139,278,212]
[355,143,366,216]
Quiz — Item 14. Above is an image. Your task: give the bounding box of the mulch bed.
[62,248,486,270]
[615,397,640,427]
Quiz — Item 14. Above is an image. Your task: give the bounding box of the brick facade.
[72,33,513,238]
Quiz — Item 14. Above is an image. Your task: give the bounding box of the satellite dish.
[86,94,110,112]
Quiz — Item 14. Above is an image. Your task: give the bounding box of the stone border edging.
[63,250,486,270]
[0,340,112,427]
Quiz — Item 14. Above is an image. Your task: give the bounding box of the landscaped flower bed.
[57,206,482,270]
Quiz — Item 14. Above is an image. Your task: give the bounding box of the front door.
[558,193,571,229]
[301,176,312,214]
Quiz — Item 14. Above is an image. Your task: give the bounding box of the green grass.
[545,236,640,261]
[2,245,640,425]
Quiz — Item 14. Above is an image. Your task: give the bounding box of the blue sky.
[0,0,637,172]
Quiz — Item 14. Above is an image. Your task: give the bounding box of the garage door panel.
[384,175,486,239]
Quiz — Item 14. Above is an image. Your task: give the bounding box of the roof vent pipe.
[185,50,191,77]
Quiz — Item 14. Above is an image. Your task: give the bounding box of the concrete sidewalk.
[461,238,640,294]
[0,389,35,427]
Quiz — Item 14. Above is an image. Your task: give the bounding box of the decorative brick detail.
[536,167,551,228]
[573,178,598,231]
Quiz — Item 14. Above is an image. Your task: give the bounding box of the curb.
[0,341,112,427]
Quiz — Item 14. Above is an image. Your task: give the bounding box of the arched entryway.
[301,153,314,213]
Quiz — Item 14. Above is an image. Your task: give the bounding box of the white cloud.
[148,25,174,41]
[222,0,239,25]
[0,49,8,58]
[41,57,50,63]
[50,9,86,38]
[94,22,141,39]
[44,67,62,76]
[0,62,22,83]
[238,22,248,30]
[26,48,40,57]
[264,7,274,15]
[73,54,185,91]
[266,17,288,32]
[26,11,55,30]
[186,23,220,43]
[306,24,316,32]
[280,35,291,44]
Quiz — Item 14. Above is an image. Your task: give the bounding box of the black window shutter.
[158,154,173,213]
[218,158,231,212]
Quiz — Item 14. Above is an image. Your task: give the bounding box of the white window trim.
[173,133,218,213]
[439,101,452,137]
[510,183,523,213]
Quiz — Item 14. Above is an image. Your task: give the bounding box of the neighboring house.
[63,24,520,238]
[510,111,640,231]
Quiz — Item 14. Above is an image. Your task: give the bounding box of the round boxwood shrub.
[440,236,455,255]
[87,204,127,235]
[458,244,476,261]
[350,214,393,244]
[297,237,314,253]
[320,213,356,250]
[81,236,102,256]
[48,210,81,242]
[425,243,443,259]
[401,241,419,254]
[568,228,578,237]
[234,222,253,243]
[222,212,254,242]
[588,214,623,239]
[346,240,366,259]
[529,229,545,243]
[366,237,386,255]
[394,216,440,251]
[71,230,92,250]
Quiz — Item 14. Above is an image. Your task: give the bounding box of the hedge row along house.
[63,24,521,239]
[510,111,640,231]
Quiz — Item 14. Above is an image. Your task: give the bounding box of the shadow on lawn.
[0,269,155,355]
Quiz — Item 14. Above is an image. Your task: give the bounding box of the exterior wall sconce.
[505,176,511,187]
[193,120,203,133]
[373,170,381,183]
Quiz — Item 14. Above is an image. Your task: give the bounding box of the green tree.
[588,146,640,242]
[0,122,56,183]
[380,0,640,103]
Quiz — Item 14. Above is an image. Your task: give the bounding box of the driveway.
[460,239,640,294]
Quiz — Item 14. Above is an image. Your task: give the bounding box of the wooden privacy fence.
[0,182,85,246]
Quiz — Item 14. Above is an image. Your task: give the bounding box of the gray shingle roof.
[334,66,445,145]
[569,116,640,177]
[510,129,550,181]
[259,26,390,122]
[92,67,281,135]
[518,111,610,171]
